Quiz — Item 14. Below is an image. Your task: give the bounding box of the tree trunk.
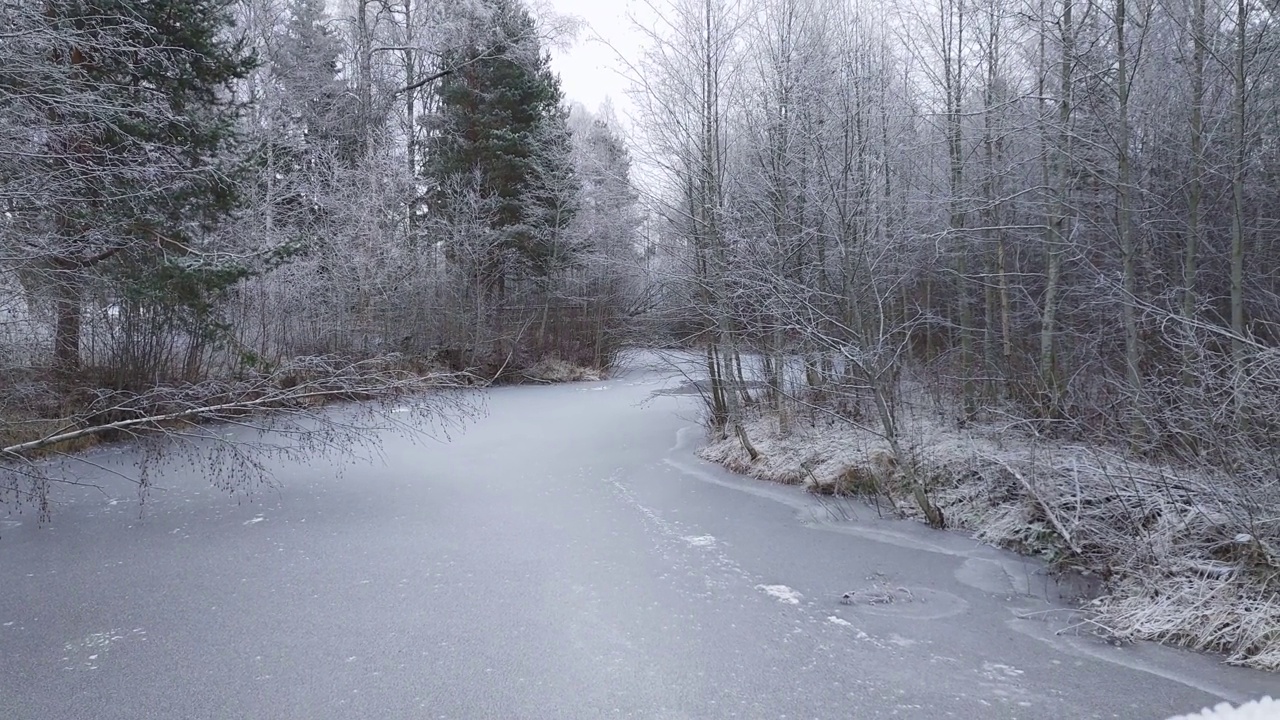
[1183,0,1205,329]
[1230,0,1247,378]
[943,0,974,421]
[1115,0,1143,443]
[1039,0,1073,418]
[403,0,416,173]
[356,0,373,148]
[982,0,1009,400]
[707,344,728,429]
[54,266,82,378]
[773,325,789,435]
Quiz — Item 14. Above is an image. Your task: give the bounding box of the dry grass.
[519,357,603,384]
[0,418,103,458]
[699,409,1280,671]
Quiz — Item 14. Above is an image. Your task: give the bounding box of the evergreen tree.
[571,110,641,258]
[522,113,579,275]
[1,0,255,374]
[272,0,356,158]
[424,0,579,295]
[253,0,357,256]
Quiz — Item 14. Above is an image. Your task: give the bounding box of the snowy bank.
[1166,697,1279,719]
[700,410,1280,672]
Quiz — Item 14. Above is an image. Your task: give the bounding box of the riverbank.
[700,410,1280,672]
[1,353,605,518]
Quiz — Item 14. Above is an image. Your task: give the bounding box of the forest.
[0,0,646,500]
[638,0,1280,671]
[3,0,1280,671]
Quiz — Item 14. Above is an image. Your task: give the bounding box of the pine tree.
[423,0,579,296]
[1,0,255,374]
[272,0,355,157]
[572,111,641,257]
[253,0,357,254]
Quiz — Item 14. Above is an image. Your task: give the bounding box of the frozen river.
[0,360,1274,718]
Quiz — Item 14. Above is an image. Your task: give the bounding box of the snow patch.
[826,615,852,627]
[1166,697,1279,720]
[756,584,802,605]
[243,516,265,525]
[681,535,717,548]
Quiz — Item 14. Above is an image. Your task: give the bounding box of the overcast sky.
[544,0,642,121]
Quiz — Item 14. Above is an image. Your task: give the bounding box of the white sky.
[543,0,644,122]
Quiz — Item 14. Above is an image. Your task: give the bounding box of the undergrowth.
[699,410,1280,672]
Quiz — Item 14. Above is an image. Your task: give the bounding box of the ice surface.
[755,584,802,605]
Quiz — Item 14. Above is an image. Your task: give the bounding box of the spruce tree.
[2,0,255,374]
[272,0,356,158]
[254,0,357,256]
[424,0,579,296]
[572,112,641,257]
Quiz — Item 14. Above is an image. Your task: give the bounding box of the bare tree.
[630,0,1280,667]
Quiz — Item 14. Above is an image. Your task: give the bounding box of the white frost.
[243,516,265,525]
[681,535,716,548]
[756,584,802,605]
[1166,697,1279,720]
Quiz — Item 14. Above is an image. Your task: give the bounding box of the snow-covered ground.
[700,406,1280,672]
[1167,697,1278,720]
